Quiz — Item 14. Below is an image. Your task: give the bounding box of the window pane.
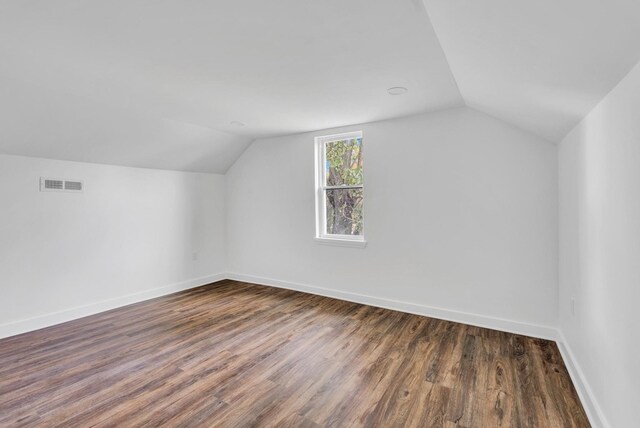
[325,138,363,187]
[325,188,363,236]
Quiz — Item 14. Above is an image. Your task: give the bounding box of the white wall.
[559,61,640,428]
[227,107,559,334]
[0,154,226,337]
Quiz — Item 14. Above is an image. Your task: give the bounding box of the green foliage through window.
[324,137,363,236]
[325,138,363,187]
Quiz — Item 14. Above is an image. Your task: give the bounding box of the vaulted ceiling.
[1,1,639,172]
[422,0,640,142]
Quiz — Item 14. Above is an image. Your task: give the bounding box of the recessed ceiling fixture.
[230,121,245,127]
[387,86,408,95]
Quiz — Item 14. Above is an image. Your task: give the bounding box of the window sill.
[314,237,367,248]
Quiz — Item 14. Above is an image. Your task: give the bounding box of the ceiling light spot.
[387,86,408,95]
[230,121,245,127]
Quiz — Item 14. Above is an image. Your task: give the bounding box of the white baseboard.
[226,272,558,341]
[556,331,609,428]
[0,273,226,339]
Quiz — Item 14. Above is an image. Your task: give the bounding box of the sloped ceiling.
[1,1,639,173]
[0,0,461,173]
[422,0,640,142]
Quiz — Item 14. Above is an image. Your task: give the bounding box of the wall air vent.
[64,181,83,191]
[43,179,63,190]
[40,177,84,193]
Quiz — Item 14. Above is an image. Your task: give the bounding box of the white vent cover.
[40,177,84,193]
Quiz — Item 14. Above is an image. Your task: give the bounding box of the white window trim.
[314,131,366,248]
[314,236,367,248]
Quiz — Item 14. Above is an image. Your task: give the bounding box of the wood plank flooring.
[0,280,589,427]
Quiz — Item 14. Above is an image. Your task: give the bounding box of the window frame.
[314,131,366,248]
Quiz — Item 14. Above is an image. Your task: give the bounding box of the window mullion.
[323,185,364,190]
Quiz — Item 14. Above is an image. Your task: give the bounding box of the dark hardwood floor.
[0,280,589,427]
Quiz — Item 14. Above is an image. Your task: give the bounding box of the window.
[315,131,365,247]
